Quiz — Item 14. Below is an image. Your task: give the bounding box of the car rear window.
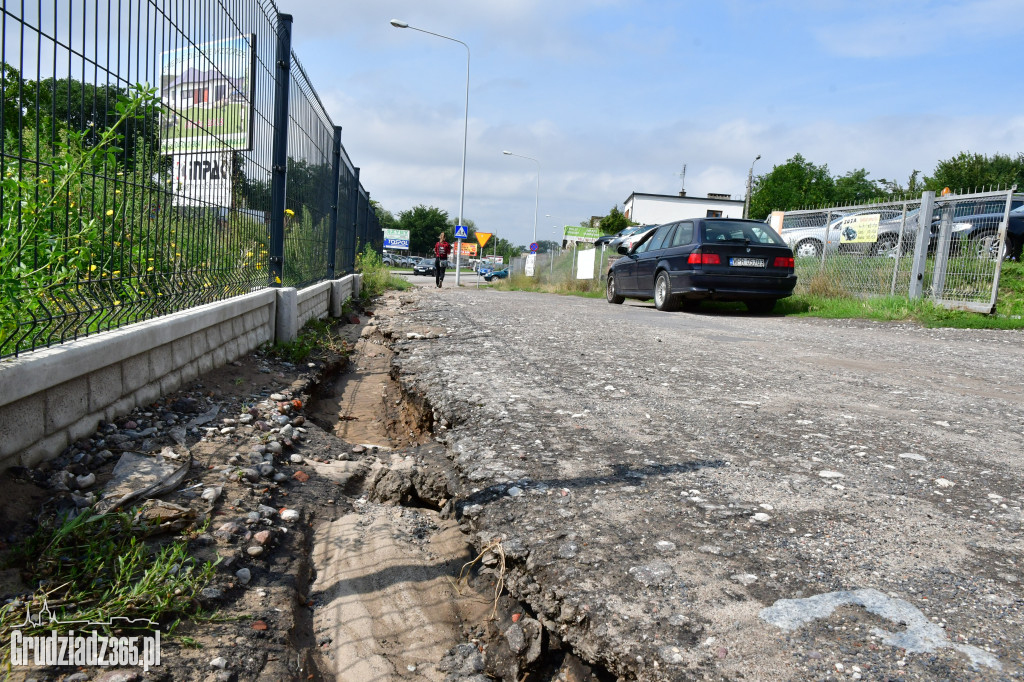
[702,221,786,246]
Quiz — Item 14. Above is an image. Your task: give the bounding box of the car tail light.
[773,256,795,268]
[687,251,721,265]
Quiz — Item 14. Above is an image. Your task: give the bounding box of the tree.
[833,168,885,206]
[371,200,397,231]
[598,205,631,235]
[924,151,1024,193]
[748,154,835,219]
[396,204,450,255]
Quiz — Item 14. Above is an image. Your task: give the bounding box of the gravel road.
[378,283,1024,681]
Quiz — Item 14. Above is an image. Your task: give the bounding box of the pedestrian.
[434,232,452,288]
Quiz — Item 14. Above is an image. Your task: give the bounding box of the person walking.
[433,232,452,288]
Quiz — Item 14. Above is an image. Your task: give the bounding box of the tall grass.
[355,244,411,298]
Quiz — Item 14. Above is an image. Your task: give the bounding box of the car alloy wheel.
[606,274,624,304]
[654,271,679,312]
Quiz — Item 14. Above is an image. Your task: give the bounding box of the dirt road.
[376,282,1024,680]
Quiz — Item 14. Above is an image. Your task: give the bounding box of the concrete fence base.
[0,274,361,471]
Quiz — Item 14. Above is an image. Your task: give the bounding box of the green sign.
[562,225,602,239]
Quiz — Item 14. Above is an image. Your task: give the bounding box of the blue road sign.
[529,242,538,252]
[454,225,468,239]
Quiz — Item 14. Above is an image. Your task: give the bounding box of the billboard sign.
[459,242,478,257]
[171,152,233,207]
[160,35,256,154]
[383,229,411,250]
[563,225,602,240]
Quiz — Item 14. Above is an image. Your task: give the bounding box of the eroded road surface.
[372,284,1023,681]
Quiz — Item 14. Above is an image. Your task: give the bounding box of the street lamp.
[503,151,539,245]
[391,19,470,285]
[744,154,761,220]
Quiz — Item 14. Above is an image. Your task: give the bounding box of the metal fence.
[775,189,1021,313]
[0,1,381,358]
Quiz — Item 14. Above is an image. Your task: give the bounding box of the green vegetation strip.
[1,508,218,667]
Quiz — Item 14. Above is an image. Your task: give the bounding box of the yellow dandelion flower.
[275,276,281,283]
[147,266,154,272]
[112,270,120,276]
[89,264,97,272]
[105,209,114,216]
[113,300,121,305]
[284,209,295,217]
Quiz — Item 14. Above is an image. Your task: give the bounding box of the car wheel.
[606,273,625,304]
[869,234,900,258]
[745,299,776,314]
[970,232,1006,261]
[795,239,822,259]
[654,271,680,311]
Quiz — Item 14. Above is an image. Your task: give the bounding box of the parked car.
[606,218,797,313]
[595,226,642,249]
[609,225,658,253]
[947,202,1024,261]
[412,258,435,276]
[483,268,509,282]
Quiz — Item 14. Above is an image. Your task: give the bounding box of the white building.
[623,192,745,225]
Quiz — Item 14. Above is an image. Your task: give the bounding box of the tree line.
[748,151,1024,219]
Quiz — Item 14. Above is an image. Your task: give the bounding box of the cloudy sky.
[276,0,1024,246]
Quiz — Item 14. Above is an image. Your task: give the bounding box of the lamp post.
[503,151,539,245]
[391,19,470,285]
[744,154,761,220]
[545,214,559,277]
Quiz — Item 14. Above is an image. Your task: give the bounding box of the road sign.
[529,242,538,252]
[454,225,468,239]
[475,232,492,248]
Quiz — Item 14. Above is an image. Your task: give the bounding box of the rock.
[247,546,264,557]
[51,470,76,491]
[751,513,772,523]
[240,468,261,483]
[257,505,278,518]
[209,656,228,669]
[273,473,288,483]
[201,486,222,503]
[94,671,141,682]
[246,512,260,524]
[201,587,224,600]
[505,623,527,654]
[265,441,283,455]
[254,530,273,545]
[507,486,523,497]
[280,424,294,439]
[64,674,89,682]
[215,522,242,538]
[257,463,275,477]
[731,573,758,586]
[655,540,677,553]
[280,509,300,522]
[75,472,97,489]
[239,414,254,425]
[818,470,844,479]
[899,453,927,461]
[352,444,366,454]
[629,561,674,587]
[293,470,310,483]
[235,568,251,585]
[290,454,304,464]
[935,478,955,488]
[269,393,286,401]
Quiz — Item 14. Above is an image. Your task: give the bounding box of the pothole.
[303,303,616,681]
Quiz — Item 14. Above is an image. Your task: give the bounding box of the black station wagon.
[605,218,797,313]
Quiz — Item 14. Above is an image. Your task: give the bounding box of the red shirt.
[434,241,451,258]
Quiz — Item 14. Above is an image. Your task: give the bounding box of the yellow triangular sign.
[475,232,493,248]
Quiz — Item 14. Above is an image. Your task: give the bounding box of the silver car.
[782,209,921,258]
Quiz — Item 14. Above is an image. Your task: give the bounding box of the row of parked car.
[779,200,1024,261]
[382,254,418,267]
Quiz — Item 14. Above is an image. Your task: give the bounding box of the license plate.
[730,257,765,267]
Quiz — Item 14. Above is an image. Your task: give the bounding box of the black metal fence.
[0,1,381,358]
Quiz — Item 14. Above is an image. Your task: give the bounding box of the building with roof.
[623,191,745,225]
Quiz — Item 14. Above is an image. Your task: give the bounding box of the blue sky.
[279,0,1024,246]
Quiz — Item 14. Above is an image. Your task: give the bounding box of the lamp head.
[502,150,512,155]
[389,19,409,28]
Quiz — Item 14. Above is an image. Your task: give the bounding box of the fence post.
[269,13,293,287]
[327,125,342,279]
[909,191,935,299]
[819,210,831,271]
[364,191,372,251]
[931,197,956,301]
[349,167,360,268]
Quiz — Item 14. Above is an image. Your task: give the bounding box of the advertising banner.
[160,35,256,154]
[383,229,411,250]
[563,225,602,240]
[839,214,881,244]
[171,152,233,207]
[459,242,478,257]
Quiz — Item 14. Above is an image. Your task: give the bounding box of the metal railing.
[776,189,1021,313]
[1,1,381,358]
